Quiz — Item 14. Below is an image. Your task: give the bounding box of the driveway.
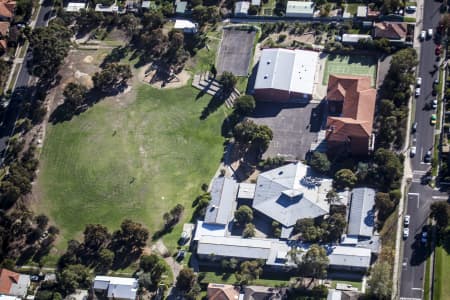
[250,101,325,161]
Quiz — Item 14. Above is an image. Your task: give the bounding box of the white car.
[406,6,417,12]
[427,28,433,38]
[410,146,416,157]
[404,215,411,226]
[416,77,422,86]
[403,228,409,239]
[432,99,438,109]
[415,88,421,97]
[420,30,426,40]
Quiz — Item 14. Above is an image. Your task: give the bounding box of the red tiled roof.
[0,269,20,295]
[0,21,10,37]
[374,22,407,40]
[0,39,7,49]
[326,75,376,142]
[0,0,15,19]
[207,284,240,300]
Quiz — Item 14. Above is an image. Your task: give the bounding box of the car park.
[404,215,410,226]
[416,77,422,86]
[415,88,421,97]
[431,113,437,125]
[410,146,416,157]
[403,228,409,239]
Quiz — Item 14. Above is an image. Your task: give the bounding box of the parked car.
[420,30,426,40]
[421,228,428,243]
[404,215,411,226]
[415,87,421,97]
[416,77,422,86]
[403,228,409,239]
[432,99,438,109]
[406,5,417,12]
[412,121,418,132]
[410,146,417,157]
[424,150,432,163]
[431,113,437,125]
[427,28,433,38]
[434,78,439,85]
[435,45,442,55]
[176,250,186,261]
[30,275,40,282]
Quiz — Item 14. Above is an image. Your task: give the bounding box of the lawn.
[322,54,377,86]
[434,245,450,300]
[199,271,291,287]
[36,84,228,253]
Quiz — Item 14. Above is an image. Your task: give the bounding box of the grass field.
[434,245,450,300]
[37,84,228,252]
[322,54,377,86]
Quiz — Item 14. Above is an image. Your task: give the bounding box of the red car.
[435,45,442,55]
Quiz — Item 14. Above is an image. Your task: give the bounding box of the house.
[252,162,331,237]
[0,269,30,298]
[325,75,376,156]
[95,3,120,13]
[174,19,198,34]
[175,1,187,14]
[328,246,371,271]
[64,1,87,12]
[327,289,359,300]
[207,283,240,300]
[0,21,9,38]
[373,22,407,42]
[285,1,314,18]
[254,48,319,102]
[0,0,15,21]
[341,34,371,45]
[93,276,138,300]
[234,1,250,16]
[205,177,238,226]
[347,188,375,239]
[243,286,285,300]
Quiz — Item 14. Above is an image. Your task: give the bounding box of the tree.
[325,190,339,204]
[235,95,256,115]
[63,82,87,109]
[309,151,330,174]
[326,213,346,242]
[367,262,392,299]
[176,268,196,292]
[58,264,91,295]
[28,22,72,79]
[233,120,259,145]
[248,5,259,15]
[82,224,111,255]
[301,244,329,279]
[333,169,357,190]
[235,260,264,284]
[243,223,256,238]
[373,148,403,190]
[111,219,149,253]
[375,192,394,222]
[294,218,321,242]
[430,201,450,229]
[219,71,237,94]
[93,63,132,92]
[35,214,49,230]
[96,248,114,272]
[234,205,253,225]
[252,125,273,155]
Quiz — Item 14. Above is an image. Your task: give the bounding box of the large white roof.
[328,246,371,269]
[254,48,318,96]
[93,276,138,300]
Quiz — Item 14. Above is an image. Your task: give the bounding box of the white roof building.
[64,2,87,12]
[254,48,319,101]
[174,20,198,33]
[285,1,314,17]
[251,0,261,6]
[347,188,375,238]
[252,162,331,228]
[342,34,372,44]
[328,246,371,270]
[234,1,250,15]
[93,276,138,300]
[237,182,256,199]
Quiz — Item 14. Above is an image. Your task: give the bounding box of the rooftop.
[238,182,256,199]
[252,162,331,227]
[254,48,319,96]
[235,1,250,14]
[328,246,371,269]
[286,1,314,14]
[174,19,197,29]
[93,276,138,300]
[207,283,240,300]
[205,177,238,225]
[347,188,375,238]
[0,269,29,298]
[341,34,372,43]
[374,22,407,40]
[193,220,227,241]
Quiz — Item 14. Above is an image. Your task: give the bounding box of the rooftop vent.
[264,74,269,79]
[267,60,271,65]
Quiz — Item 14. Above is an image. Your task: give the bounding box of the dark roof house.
[0,0,15,20]
[373,22,407,42]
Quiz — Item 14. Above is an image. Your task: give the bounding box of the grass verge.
[199,271,291,287]
[37,84,228,253]
[425,254,431,300]
[433,246,450,300]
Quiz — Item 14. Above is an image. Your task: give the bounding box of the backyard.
[36,83,228,254]
[322,54,378,86]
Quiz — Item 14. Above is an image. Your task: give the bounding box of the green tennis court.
[322,54,377,86]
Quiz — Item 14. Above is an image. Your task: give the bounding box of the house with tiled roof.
[373,22,407,43]
[207,284,240,300]
[0,269,30,298]
[0,0,15,21]
[325,75,376,156]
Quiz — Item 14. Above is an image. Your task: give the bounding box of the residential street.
[0,0,53,162]
[399,0,449,298]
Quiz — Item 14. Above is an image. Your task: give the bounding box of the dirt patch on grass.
[138,64,191,89]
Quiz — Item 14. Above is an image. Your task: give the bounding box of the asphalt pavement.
[399,0,449,299]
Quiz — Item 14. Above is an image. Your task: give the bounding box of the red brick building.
[326,75,376,156]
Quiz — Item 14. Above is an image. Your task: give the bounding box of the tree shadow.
[200,91,230,120]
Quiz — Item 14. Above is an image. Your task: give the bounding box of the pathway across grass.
[322,54,377,86]
[37,84,228,252]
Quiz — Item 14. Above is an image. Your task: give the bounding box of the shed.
[175,1,187,14]
[251,0,260,5]
[356,6,367,18]
[234,1,250,16]
[174,19,198,33]
[285,1,314,18]
[64,2,87,12]
[341,33,371,44]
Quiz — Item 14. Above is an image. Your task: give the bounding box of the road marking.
[420,146,424,159]
[408,193,420,208]
[420,162,431,165]
[411,288,424,291]
[432,195,448,199]
[413,170,427,175]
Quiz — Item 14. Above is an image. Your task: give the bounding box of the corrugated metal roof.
[342,34,372,43]
[205,177,238,225]
[347,188,375,238]
[328,246,371,269]
[238,183,256,199]
[252,162,331,227]
[254,48,319,96]
[286,1,314,14]
[193,221,227,241]
[93,276,138,300]
[197,236,272,259]
[235,1,250,14]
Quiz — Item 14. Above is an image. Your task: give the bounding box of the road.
[399,0,449,299]
[0,0,53,160]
